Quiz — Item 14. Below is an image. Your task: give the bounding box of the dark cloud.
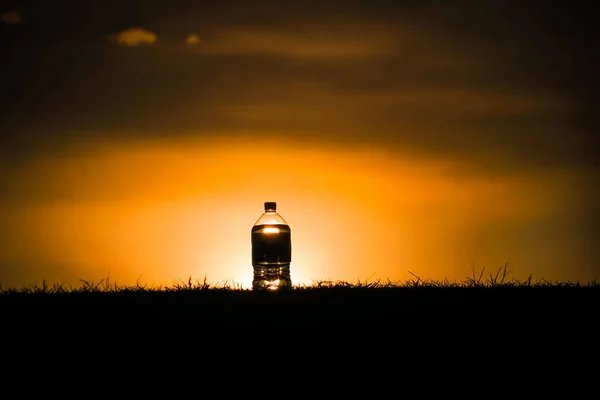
[110,27,158,46]
[0,0,597,171]
[1,11,22,24]
[185,33,200,45]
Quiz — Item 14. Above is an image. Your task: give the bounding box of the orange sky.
[1,134,597,289]
[0,1,598,289]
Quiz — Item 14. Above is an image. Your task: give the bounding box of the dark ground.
[2,285,597,331]
[2,285,597,381]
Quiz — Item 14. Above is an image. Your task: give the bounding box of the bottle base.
[252,278,293,291]
[252,264,292,291]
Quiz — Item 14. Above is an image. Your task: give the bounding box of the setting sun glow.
[1,133,595,290]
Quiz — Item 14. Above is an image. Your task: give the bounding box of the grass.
[2,264,597,333]
[3,264,596,371]
[2,265,598,358]
[1,263,597,294]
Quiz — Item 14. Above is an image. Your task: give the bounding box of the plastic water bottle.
[251,201,292,290]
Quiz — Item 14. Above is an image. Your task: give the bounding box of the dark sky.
[0,0,598,287]
[1,0,597,162]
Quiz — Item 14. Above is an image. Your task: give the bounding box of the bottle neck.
[255,209,288,226]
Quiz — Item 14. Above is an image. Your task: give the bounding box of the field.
[2,271,598,374]
[2,269,598,334]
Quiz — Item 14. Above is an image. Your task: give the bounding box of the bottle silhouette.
[251,201,292,290]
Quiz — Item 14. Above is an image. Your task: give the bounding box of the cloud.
[187,25,394,59]
[1,11,22,24]
[185,34,201,45]
[113,27,157,47]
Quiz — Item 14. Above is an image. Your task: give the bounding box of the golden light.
[0,132,591,290]
[263,227,280,234]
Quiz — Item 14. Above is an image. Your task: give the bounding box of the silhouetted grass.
[0,267,594,348]
[1,263,597,295]
[4,267,594,372]
[2,266,597,325]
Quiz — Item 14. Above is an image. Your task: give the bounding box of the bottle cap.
[264,202,277,211]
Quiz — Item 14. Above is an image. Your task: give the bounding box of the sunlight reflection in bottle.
[267,279,280,290]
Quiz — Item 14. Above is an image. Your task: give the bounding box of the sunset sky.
[1,0,598,289]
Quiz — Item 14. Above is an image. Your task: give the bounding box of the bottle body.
[251,203,292,290]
